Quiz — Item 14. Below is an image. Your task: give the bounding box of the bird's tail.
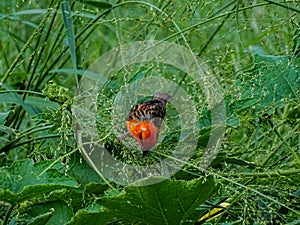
[153,92,173,103]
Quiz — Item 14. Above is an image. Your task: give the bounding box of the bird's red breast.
[126,92,173,156]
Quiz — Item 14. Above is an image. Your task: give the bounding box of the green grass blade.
[61,1,78,87]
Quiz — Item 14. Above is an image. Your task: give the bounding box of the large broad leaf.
[67,152,108,195]
[66,203,114,225]
[19,200,73,225]
[68,176,217,224]
[99,176,217,224]
[0,159,79,204]
[235,46,300,115]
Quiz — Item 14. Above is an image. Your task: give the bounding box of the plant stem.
[223,168,300,177]
[267,119,300,167]
[263,0,300,13]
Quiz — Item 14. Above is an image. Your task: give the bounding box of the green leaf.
[49,68,119,89]
[0,152,7,166]
[13,9,47,16]
[21,201,73,225]
[128,69,148,83]
[226,113,240,128]
[0,159,79,204]
[67,152,108,194]
[211,152,257,169]
[26,209,54,225]
[98,176,217,224]
[1,84,36,115]
[231,98,261,113]
[285,103,300,121]
[67,177,217,224]
[50,68,104,81]
[199,98,239,133]
[66,203,114,225]
[0,124,14,135]
[237,46,300,115]
[8,217,17,225]
[61,1,78,85]
[0,93,58,109]
[287,220,300,225]
[68,156,103,185]
[0,111,9,124]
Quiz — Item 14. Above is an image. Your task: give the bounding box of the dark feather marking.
[126,93,172,130]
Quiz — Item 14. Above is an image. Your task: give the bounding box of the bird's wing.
[127,100,166,129]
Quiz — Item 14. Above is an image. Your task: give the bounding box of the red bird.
[120,92,173,156]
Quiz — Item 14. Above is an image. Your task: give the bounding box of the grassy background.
[0,0,299,224]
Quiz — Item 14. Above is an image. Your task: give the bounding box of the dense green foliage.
[1,0,299,224]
